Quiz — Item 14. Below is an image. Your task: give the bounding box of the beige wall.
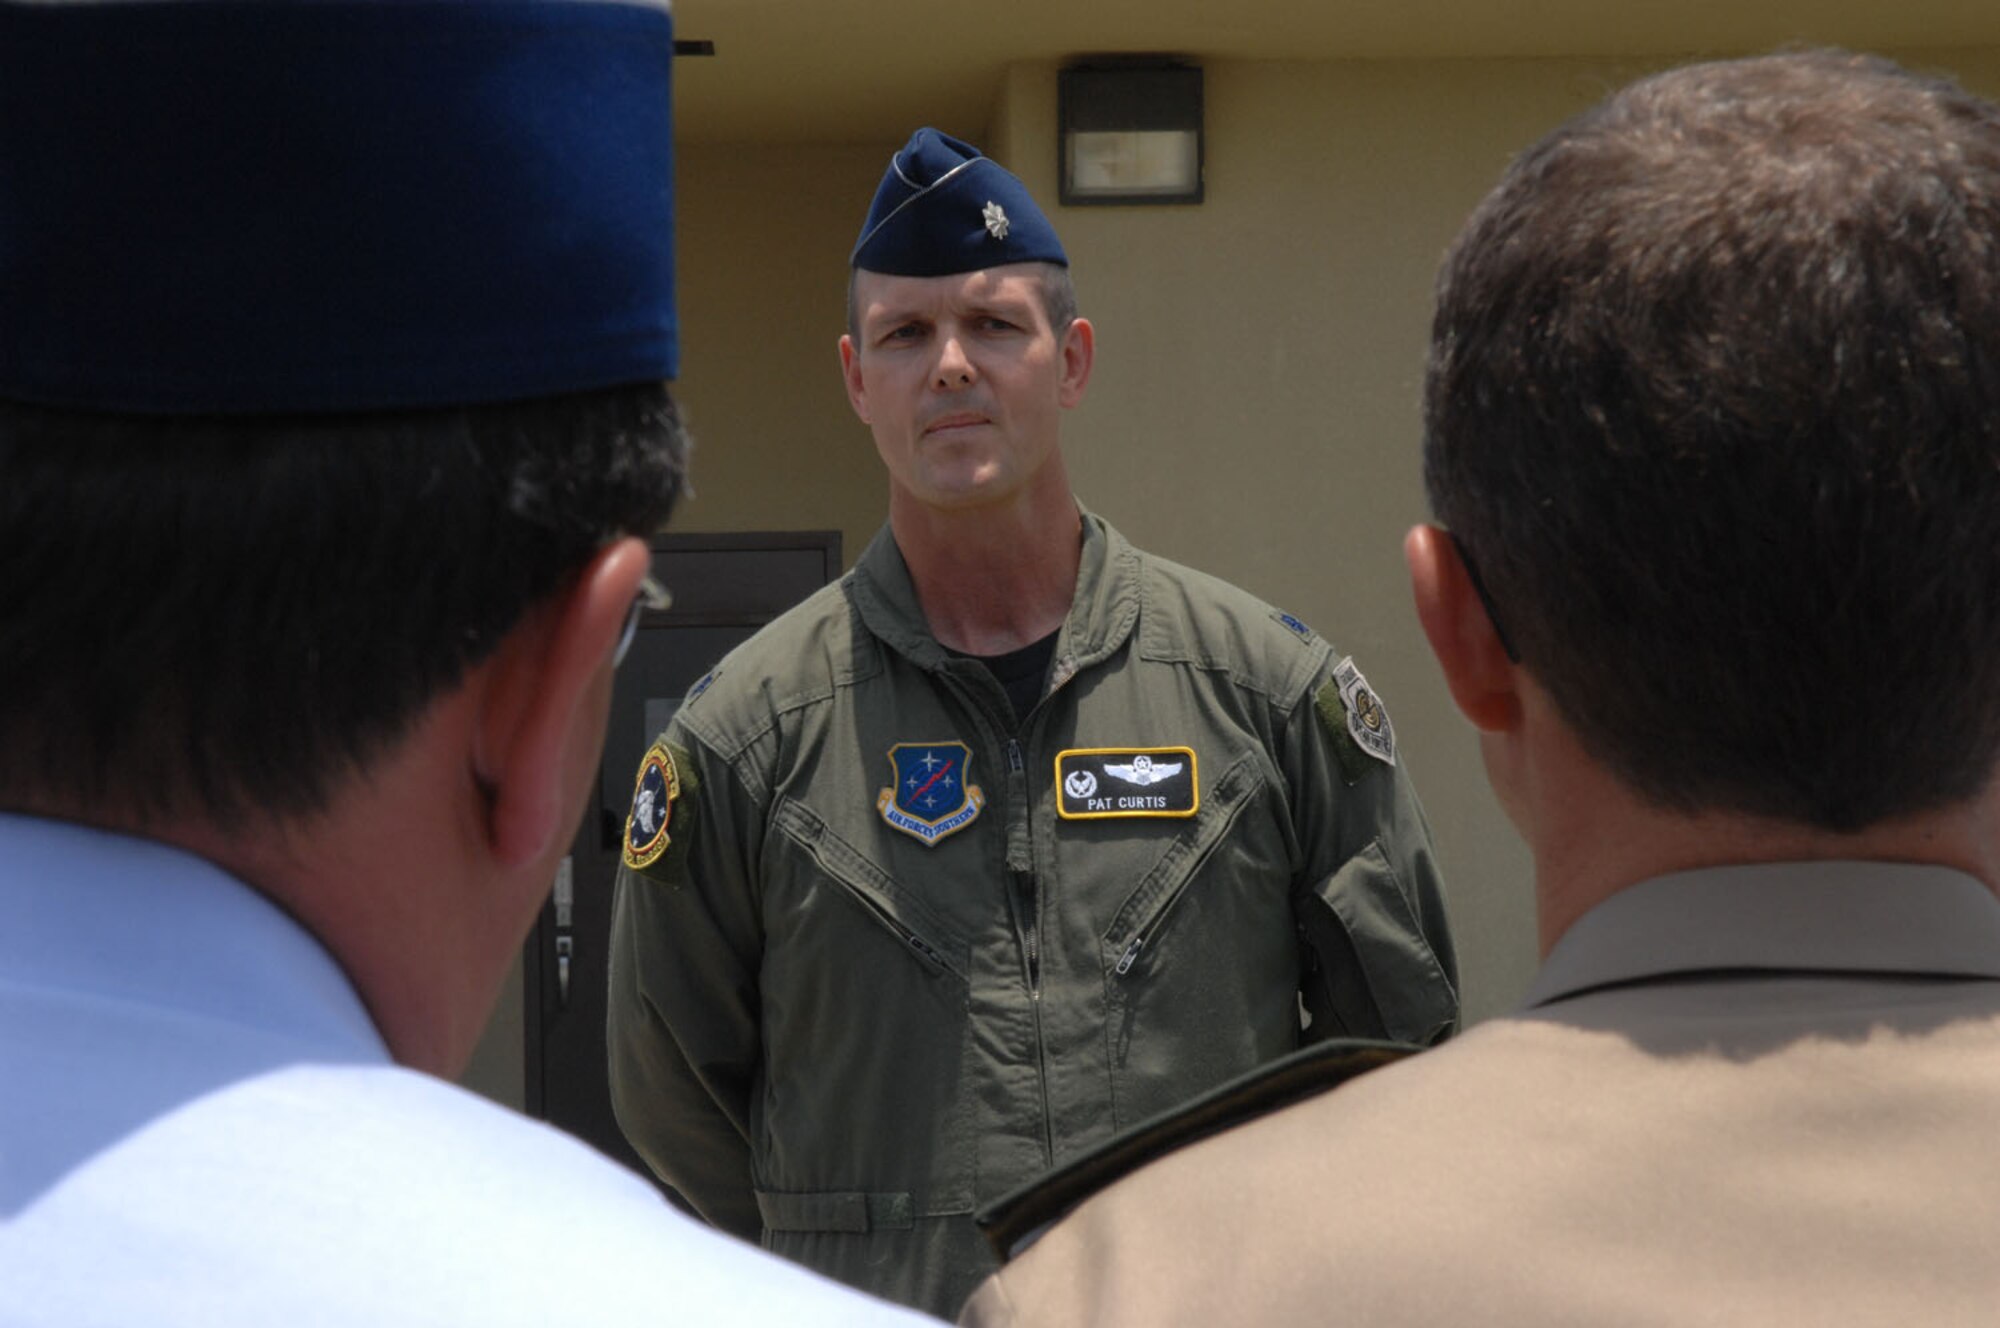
[661,141,897,568]
[465,47,2000,1107]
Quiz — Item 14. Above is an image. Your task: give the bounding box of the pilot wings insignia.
[1103,754,1184,787]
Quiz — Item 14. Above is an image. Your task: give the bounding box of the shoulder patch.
[622,739,701,878]
[622,738,683,872]
[1272,609,1317,644]
[1333,657,1396,767]
[1316,656,1396,783]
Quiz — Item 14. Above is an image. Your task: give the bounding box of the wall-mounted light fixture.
[1059,58,1203,206]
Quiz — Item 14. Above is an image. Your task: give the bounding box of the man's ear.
[1057,316,1095,408]
[474,537,651,868]
[1405,524,1521,734]
[838,334,871,424]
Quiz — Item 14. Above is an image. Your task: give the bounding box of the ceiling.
[670,0,2000,143]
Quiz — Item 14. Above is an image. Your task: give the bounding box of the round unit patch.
[623,739,680,871]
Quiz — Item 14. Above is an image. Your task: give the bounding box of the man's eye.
[883,323,923,342]
[979,316,1017,332]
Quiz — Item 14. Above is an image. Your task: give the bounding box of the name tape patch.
[1055,747,1199,820]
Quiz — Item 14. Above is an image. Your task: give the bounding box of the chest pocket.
[1096,750,1263,978]
[1091,750,1304,1128]
[772,799,970,981]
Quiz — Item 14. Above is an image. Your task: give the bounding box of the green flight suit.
[607,513,1458,1317]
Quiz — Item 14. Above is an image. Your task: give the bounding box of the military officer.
[606,127,1459,1317]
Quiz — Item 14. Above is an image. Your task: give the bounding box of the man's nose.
[933,335,976,389]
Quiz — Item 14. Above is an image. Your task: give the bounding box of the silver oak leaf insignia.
[982,200,1010,239]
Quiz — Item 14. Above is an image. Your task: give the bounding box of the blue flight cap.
[0,0,678,414]
[851,128,1067,276]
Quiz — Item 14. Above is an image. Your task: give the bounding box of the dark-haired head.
[0,387,687,827]
[1425,50,2000,830]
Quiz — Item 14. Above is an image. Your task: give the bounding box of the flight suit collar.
[849,504,1143,679]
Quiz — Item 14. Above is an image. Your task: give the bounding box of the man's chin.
[914,466,1015,510]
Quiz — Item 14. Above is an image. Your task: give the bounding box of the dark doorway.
[522,530,842,1183]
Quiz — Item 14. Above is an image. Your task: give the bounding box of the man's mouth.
[923,411,989,435]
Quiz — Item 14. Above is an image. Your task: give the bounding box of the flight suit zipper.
[1022,880,1042,993]
[1007,740,1040,994]
[1110,844,1227,981]
[937,663,1057,1169]
[1006,734,1055,1166]
[773,801,965,979]
[1114,932,1145,976]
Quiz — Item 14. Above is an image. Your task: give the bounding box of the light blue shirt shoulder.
[0,814,938,1326]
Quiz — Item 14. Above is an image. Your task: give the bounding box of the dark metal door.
[523,530,841,1182]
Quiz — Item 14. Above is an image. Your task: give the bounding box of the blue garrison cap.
[0,0,678,414]
[851,128,1067,276]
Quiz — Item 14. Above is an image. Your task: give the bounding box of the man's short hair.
[1424,50,2000,831]
[846,262,1079,341]
[0,384,686,827]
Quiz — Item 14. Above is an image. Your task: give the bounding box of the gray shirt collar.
[1526,861,2000,1008]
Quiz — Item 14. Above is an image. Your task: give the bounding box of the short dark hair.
[1425,50,2000,831]
[0,383,687,827]
[846,262,1078,341]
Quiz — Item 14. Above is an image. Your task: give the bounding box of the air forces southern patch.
[878,742,985,846]
[623,738,680,871]
[1056,747,1199,820]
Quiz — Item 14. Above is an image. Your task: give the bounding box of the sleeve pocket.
[1296,838,1458,1045]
